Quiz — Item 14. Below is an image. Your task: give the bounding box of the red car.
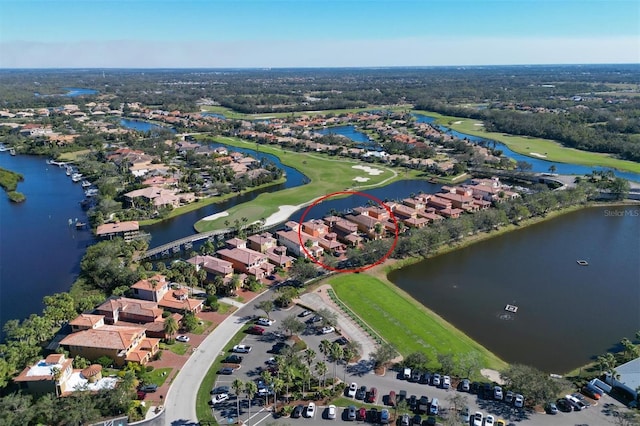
[366,387,377,403]
[356,407,367,421]
[247,326,265,335]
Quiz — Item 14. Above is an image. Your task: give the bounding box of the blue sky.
[1,0,638,68]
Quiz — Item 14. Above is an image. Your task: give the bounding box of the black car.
[410,371,422,382]
[459,379,471,392]
[420,372,431,384]
[544,402,558,414]
[368,408,378,423]
[211,385,230,394]
[139,384,158,393]
[470,381,480,394]
[218,367,234,375]
[411,414,422,426]
[291,404,304,418]
[355,385,367,400]
[556,398,573,412]
[409,395,417,409]
[334,336,349,345]
[223,355,243,364]
[268,342,289,354]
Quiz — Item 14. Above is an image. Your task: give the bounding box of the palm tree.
[232,378,244,420]
[319,339,332,361]
[329,343,343,383]
[621,338,638,361]
[315,361,328,387]
[244,381,258,425]
[303,349,316,390]
[272,376,285,411]
[260,370,273,406]
[163,315,178,342]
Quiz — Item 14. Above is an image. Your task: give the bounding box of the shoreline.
[358,200,639,375]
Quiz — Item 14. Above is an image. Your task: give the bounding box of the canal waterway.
[413,114,640,182]
[314,125,375,146]
[120,118,175,134]
[0,154,94,333]
[388,205,640,373]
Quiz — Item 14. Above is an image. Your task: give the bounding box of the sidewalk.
[299,285,379,360]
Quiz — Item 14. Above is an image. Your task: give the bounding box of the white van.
[403,367,411,380]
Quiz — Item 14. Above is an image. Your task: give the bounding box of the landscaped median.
[193,136,421,232]
[327,274,507,371]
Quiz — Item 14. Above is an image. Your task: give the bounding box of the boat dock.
[505,304,518,313]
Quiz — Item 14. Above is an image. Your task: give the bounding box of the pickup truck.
[232,344,252,353]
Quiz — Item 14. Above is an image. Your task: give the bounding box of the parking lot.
[208,301,632,426]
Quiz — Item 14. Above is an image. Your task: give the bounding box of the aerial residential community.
[1,1,639,426]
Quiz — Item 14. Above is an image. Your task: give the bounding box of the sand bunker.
[453,120,463,124]
[530,152,547,158]
[474,123,484,126]
[202,211,229,221]
[352,165,383,176]
[353,176,370,182]
[263,204,305,227]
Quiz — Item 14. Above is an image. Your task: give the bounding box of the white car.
[321,326,335,334]
[256,317,275,326]
[514,393,524,408]
[305,402,316,418]
[299,310,312,317]
[473,411,483,426]
[176,335,190,343]
[232,344,252,353]
[494,386,503,400]
[484,414,495,426]
[442,375,451,389]
[327,404,336,419]
[211,393,229,404]
[347,382,358,398]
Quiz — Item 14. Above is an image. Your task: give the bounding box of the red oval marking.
[298,191,399,274]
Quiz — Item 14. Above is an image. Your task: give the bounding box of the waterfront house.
[131,274,170,302]
[247,232,278,253]
[276,223,325,259]
[265,246,295,269]
[14,354,117,397]
[130,274,204,313]
[187,255,234,279]
[69,314,105,332]
[60,325,159,367]
[217,245,274,279]
[95,221,140,242]
[95,297,163,325]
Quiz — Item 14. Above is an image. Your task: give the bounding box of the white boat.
[71,173,83,182]
[84,188,98,197]
[66,166,73,176]
[81,180,92,188]
[505,304,518,313]
[577,260,589,266]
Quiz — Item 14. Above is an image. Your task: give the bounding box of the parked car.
[582,385,601,399]
[268,342,289,354]
[334,336,349,345]
[442,375,451,389]
[305,402,316,417]
[211,385,230,394]
[139,384,158,393]
[403,367,412,380]
[565,394,586,410]
[409,394,417,409]
[320,326,335,334]
[218,367,234,375]
[473,411,483,426]
[514,393,524,408]
[347,382,358,398]
[388,390,396,406]
[496,420,507,426]
[347,405,357,421]
[223,355,243,364]
[400,414,410,426]
[355,385,367,400]
[256,317,275,326]
[429,398,439,415]
[366,387,377,403]
[410,371,422,382]
[418,396,429,413]
[460,406,471,423]
[585,382,605,397]
[431,373,441,387]
[411,414,422,426]
[327,404,336,419]
[556,398,573,412]
[485,414,495,426]
[544,402,558,414]
[494,386,504,400]
[571,392,591,407]
[356,407,367,421]
[380,409,390,425]
[247,326,265,335]
[504,390,514,404]
[176,335,190,342]
[299,310,312,317]
[460,378,470,392]
[424,418,436,426]
[291,404,304,418]
[398,390,407,403]
[368,408,378,423]
[211,393,229,404]
[420,372,431,384]
[232,344,251,353]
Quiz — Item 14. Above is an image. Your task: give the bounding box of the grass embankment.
[193,136,422,232]
[140,367,172,387]
[328,274,507,371]
[200,104,412,120]
[415,110,640,174]
[0,166,26,202]
[58,149,91,161]
[196,325,253,424]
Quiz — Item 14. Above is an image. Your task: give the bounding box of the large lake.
[388,206,640,373]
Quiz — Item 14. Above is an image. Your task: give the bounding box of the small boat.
[75,222,87,229]
[71,173,83,182]
[66,167,72,176]
[81,180,92,188]
[84,188,98,197]
[505,304,518,313]
[9,148,16,156]
[577,260,589,266]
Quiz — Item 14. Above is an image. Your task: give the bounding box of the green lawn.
[140,367,172,387]
[200,104,412,120]
[328,274,506,371]
[414,110,640,174]
[216,302,236,315]
[193,319,213,335]
[160,341,190,355]
[194,136,421,232]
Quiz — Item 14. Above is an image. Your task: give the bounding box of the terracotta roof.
[69,314,104,327]
[60,325,145,350]
[81,364,102,378]
[96,221,139,235]
[131,274,169,291]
